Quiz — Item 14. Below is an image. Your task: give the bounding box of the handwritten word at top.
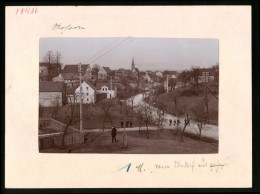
[52,23,86,34]
[16,8,38,15]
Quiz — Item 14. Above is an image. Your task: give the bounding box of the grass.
[146,85,218,124]
[41,102,142,130]
[40,129,218,154]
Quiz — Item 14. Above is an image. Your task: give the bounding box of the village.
[39,38,219,154]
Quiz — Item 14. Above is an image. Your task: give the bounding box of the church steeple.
[131,57,135,72]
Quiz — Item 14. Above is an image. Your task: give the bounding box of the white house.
[39,81,64,107]
[144,73,152,82]
[73,81,96,104]
[156,71,163,77]
[98,66,112,80]
[96,83,117,99]
[197,68,215,83]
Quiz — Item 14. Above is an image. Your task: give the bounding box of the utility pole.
[166,74,169,93]
[78,63,83,133]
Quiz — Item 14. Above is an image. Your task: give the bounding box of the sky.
[40,37,219,71]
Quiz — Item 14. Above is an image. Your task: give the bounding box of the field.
[40,129,218,154]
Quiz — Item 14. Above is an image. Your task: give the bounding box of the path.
[130,94,219,140]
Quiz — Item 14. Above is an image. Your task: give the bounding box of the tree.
[190,66,201,91]
[194,118,204,143]
[168,78,177,90]
[179,113,191,142]
[140,102,153,139]
[51,94,62,119]
[155,96,167,135]
[98,99,116,131]
[54,51,62,73]
[178,70,191,86]
[135,105,144,133]
[43,50,55,64]
[61,82,81,149]
[128,93,136,119]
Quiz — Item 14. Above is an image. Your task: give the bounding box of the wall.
[39,118,85,149]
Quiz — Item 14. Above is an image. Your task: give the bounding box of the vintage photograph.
[39,37,219,153]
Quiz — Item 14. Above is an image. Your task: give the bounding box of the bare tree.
[135,105,144,133]
[155,96,167,135]
[179,113,191,142]
[140,102,153,139]
[168,78,177,90]
[191,66,201,92]
[43,50,55,64]
[98,99,116,131]
[194,118,204,143]
[54,51,62,73]
[61,82,81,149]
[128,94,136,119]
[51,94,61,119]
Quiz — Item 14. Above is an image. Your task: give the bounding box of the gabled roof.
[65,81,96,95]
[61,73,79,80]
[82,81,96,91]
[62,64,90,73]
[39,81,64,92]
[102,66,112,74]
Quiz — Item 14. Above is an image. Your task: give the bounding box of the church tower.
[131,57,135,72]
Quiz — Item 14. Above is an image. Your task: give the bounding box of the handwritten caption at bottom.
[116,159,228,173]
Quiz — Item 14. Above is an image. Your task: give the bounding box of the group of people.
[120,120,133,128]
[169,118,190,126]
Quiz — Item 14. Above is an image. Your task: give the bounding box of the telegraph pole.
[78,63,83,133]
[166,74,169,93]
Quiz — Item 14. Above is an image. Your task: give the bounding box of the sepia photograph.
[38,37,219,154]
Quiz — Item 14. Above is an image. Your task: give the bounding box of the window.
[87,87,88,90]
[87,93,89,96]
[87,98,89,101]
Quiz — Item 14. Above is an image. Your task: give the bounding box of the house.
[66,81,96,104]
[156,71,163,77]
[96,83,117,99]
[144,72,152,82]
[98,66,112,80]
[197,68,215,83]
[39,81,65,107]
[39,62,61,81]
[61,73,79,86]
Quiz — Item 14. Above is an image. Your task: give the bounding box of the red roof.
[62,64,90,73]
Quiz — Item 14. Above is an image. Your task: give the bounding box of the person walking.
[130,120,133,128]
[111,126,118,143]
[120,120,124,128]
